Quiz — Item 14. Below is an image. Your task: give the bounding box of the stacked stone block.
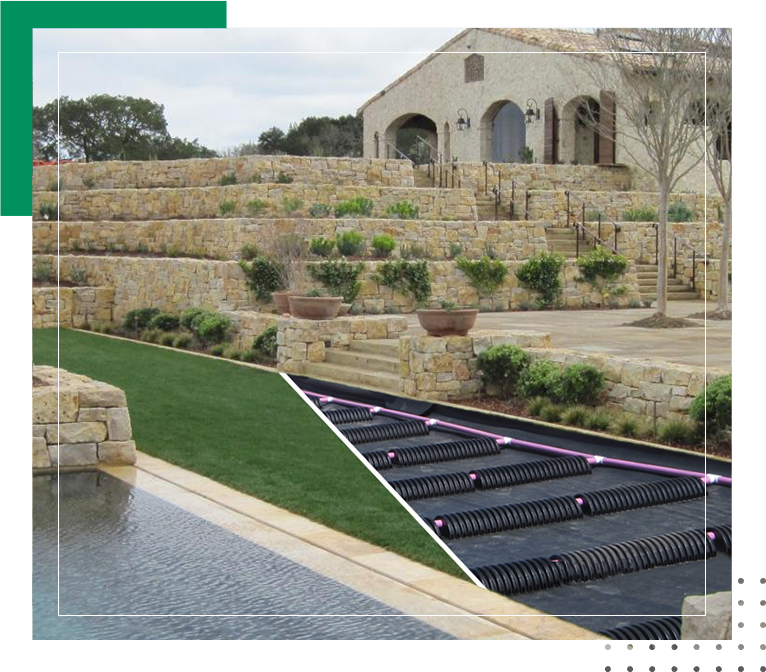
[32,286,115,328]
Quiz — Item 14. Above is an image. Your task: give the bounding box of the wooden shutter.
[598,90,616,165]
[543,98,558,164]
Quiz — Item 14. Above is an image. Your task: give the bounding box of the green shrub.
[195,312,232,345]
[282,196,303,215]
[218,172,237,186]
[335,230,366,257]
[373,259,431,305]
[622,207,657,222]
[371,234,396,258]
[309,202,332,218]
[448,242,463,259]
[384,200,419,219]
[519,360,562,399]
[69,269,89,286]
[456,256,508,299]
[657,419,697,445]
[690,374,732,436]
[253,325,278,360]
[38,203,57,220]
[516,252,564,308]
[309,237,335,257]
[124,307,161,330]
[148,312,180,332]
[140,328,162,343]
[526,397,548,417]
[239,256,286,301]
[400,243,430,260]
[250,174,262,184]
[173,334,192,349]
[209,344,226,356]
[334,197,374,218]
[309,259,364,303]
[246,199,267,217]
[159,332,177,347]
[219,199,237,216]
[33,260,55,283]
[239,244,259,261]
[586,409,613,431]
[276,171,293,184]
[82,177,95,189]
[576,245,629,303]
[518,146,534,164]
[241,349,264,364]
[615,415,640,438]
[554,364,605,405]
[180,307,207,331]
[224,347,244,360]
[561,405,590,427]
[668,201,694,222]
[476,344,530,397]
[540,403,564,423]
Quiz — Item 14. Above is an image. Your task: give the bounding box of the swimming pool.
[33,471,453,640]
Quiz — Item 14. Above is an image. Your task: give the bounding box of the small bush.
[518,146,534,164]
[518,360,561,399]
[476,345,530,398]
[622,207,657,222]
[371,234,396,258]
[148,312,180,332]
[282,196,303,215]
[224,347,244,360]
[239,244,259,261]
[82,177,95,189]
[253,325,278,360]
[69,269,89,286]
[241,349,265,363]
[209,344,226,356]
[540,403,564,423]
[689,374,732,436]
[554,364,605,406]
[448,242,463,259]
[180,307,207,331]
[561,405,590,427]
[140,328,162,343]
[335,230,366,257]
[615,415,640,438]
[239,256,286,301]
[309,202,332,218]
[576,245,629,303]
[384,200,419,219]
[38,203,57,220]
[124,307,161,330]
[159,332,177,347]
[456,256,508,299]
[526,397,548,417]
[516,252,564,308]
[309,237,335,257]
[173,333,192,349]
[586,409,613,431]
[195,313,232,345]
[334,197,374,218]
[246,199,267,217]
[400,243,430,260]
[276,171,293,184]
[218,172,237,186]
[657,419,697,445]
[309,259,364,303]
[250,174,262,184]
[219,199,237,216]
[668,201,694,222]
[33,260,55,283]
[373,259,431,305]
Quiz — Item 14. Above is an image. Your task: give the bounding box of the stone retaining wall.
[32,366,136,470]
[32,286,115,328]
[33,184,477,222]
[33,156,415,191]
[276,315,408,374]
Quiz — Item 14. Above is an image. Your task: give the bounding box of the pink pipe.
[304,390,731,487]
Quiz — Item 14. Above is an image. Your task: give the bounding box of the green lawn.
[34,328,465,578]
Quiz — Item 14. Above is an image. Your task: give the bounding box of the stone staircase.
[413,166,433,188]
[545,227,595,258]
[475,194,512,221]
[636,264,699,302]
[301,339,402,393]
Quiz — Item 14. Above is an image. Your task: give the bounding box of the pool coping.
[101,452,606,640]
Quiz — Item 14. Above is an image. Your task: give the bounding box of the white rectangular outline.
[50,42,716,624]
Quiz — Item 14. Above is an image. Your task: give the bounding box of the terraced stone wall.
[32,286,115,328]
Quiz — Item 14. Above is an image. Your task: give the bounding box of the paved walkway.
[406,300,731,369]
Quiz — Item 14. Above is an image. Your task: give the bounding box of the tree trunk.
[656,185,669,316]
[716,198,732,311]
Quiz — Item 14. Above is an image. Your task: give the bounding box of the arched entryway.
[561,96,601,165]
[383,113,438,164]
[480,100,527,163]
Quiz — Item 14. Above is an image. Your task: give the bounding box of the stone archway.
[560,96,601,165]
[480,100,527,163]
[383,113,438,164]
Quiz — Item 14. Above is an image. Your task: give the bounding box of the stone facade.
[33,156,415,191]
[276,315,408,374]
[33,184,477,222]
[32,366,136,470]
[32,286,115,328]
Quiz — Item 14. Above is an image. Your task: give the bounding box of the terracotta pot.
[271,291,293,314]
[287,295,343,320]
[416,309,478,337]
[338,303,352,317]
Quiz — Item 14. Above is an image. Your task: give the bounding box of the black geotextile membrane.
[293,376,732,637]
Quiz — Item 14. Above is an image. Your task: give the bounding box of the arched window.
[464,54,484,83]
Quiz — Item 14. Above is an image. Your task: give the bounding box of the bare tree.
[702,29,732,315]
[571,29,708,317]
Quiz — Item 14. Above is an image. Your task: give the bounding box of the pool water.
[33,472,453,640]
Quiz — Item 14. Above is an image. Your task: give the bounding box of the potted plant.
[287,288,343,320]
[416,300,478,337]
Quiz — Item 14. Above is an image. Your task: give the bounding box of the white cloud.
[33,27,461,151]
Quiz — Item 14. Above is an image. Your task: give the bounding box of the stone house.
[358,28,720,193]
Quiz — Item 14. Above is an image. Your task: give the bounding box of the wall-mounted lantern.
[525,99,541,124]
[456,108,471,131]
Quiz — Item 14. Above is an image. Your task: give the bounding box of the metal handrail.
[415,135,443,165]
[573,220,618,257]
[669,229,707,292]
[380,138,415,165]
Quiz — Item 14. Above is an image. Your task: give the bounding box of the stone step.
[324,348,400,374]
[348,338,400,357]
[639,292,700,301]
[301,361,401,394]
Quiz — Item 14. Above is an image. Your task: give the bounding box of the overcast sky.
[33,28,462,152]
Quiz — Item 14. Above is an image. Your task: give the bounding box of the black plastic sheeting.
[294,375,732,638]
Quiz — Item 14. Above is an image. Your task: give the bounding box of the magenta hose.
[304,390,731,487]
